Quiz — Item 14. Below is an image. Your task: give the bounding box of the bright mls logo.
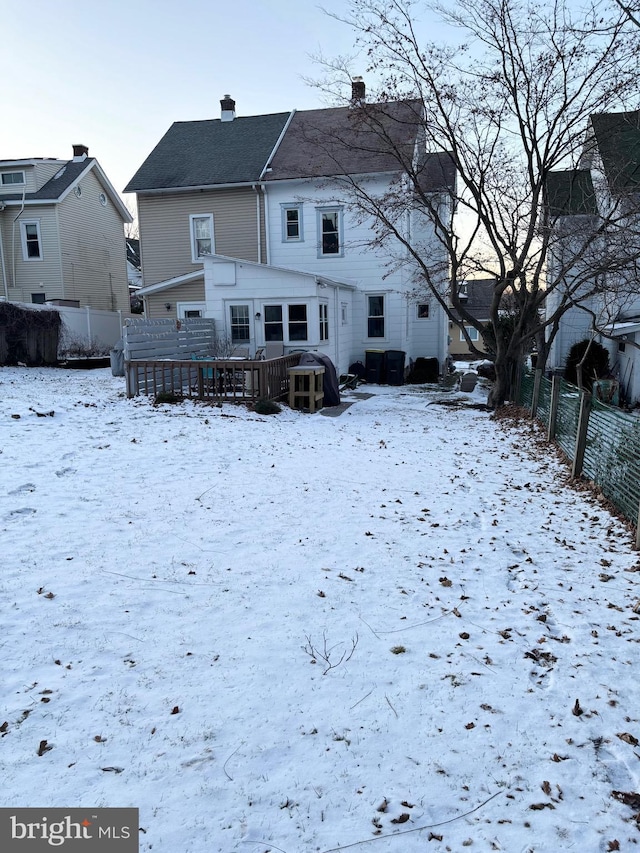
[0,809,138,851]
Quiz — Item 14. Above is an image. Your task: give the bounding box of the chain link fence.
[517,370,640,546]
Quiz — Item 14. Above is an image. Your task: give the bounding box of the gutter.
[11,188,26,293]
[0,202,7,299]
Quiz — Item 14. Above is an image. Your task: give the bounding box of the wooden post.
[547,373,561,442]
[571,390,591,479]
[531,368,542,419]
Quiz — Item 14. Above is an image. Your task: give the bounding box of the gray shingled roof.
[545,169,598,216]
[124,113,291,192]
[590,109,640,194]
[0,159,96,202]
[265,100,437,181]
[450,279,495,322]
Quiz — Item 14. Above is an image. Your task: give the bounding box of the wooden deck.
[125,354,302,402]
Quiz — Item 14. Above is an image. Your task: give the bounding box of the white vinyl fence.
[55,305,125,354]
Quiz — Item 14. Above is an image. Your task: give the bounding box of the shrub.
[254,399,281,415]
[154,391,183,405]
[564,339,610,390]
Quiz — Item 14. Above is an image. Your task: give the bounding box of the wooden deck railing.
[125,354,302,401]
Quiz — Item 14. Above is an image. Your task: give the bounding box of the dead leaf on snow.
[529,802,555,810]
[572,699,583,716]
[439,577,452,587]
[376,799,388,813]
[428,832,444,841]
[612,790,640,810]
[617,732,639,746]
[37,740,52,756]
[391,813,410,824]
[541,780,551,796]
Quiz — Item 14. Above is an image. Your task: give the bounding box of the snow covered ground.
[1,366,639,853]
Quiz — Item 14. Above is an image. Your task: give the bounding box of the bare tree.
[123,195,139,240]
[312,0,640,406]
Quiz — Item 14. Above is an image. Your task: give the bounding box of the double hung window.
[367,295,385,338]
[21,221,42,260]
[190,214,214,261]
[282,204,303,241]
[317,207,343,257]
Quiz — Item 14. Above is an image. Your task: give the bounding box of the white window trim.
[460,325,480,342]
[366,293,386,340]
[316,206,344,258]
[20,219,43,261]
[189,213,215,263]
[229,304,251,343]
[319,302,329,341]
[261,302,310,344]
[177,301,206,318]
[281,203,303,242]
[1,170,25,186]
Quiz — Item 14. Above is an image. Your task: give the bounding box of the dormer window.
[1,170,25,186]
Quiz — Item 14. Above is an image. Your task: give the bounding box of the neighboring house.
[0,145,132,310]
[448,279,495,357]
[124,100,291,317]
[129,87,455,375]
[546,110,640,403]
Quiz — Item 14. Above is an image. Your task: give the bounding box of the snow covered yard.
[1,366,639,853]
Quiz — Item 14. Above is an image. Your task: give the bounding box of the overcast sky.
[0,0,404,198]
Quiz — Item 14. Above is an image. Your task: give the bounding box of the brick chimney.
[220,95,236,122]
[72,144,89,161]
[351,77,366,106]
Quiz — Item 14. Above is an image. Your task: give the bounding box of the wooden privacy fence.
[122,317,216,361]
[125,354,302,403]
[519,370,640,548]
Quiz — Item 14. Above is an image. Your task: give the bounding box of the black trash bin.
[365,349,385,384]
[385,350,406,385]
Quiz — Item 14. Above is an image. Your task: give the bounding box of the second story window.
[282,204,303,241]
[21,221,43,260]
[190,214,214,261]
[317,207,343,257]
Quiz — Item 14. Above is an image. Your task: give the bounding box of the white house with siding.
[546,111,640,404]
[131,88,454,376]
[0,146,131,310]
